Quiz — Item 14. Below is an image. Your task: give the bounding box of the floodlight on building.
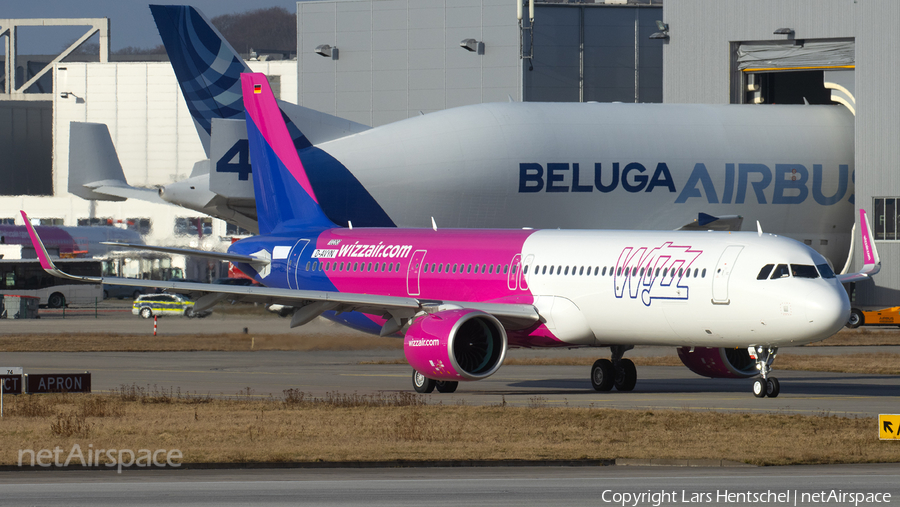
[773,28,794,35]
[650,20,669,40]
[460,39,485,55]
[315,44,338,60]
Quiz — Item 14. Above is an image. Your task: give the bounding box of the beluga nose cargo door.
[712,245,743,304]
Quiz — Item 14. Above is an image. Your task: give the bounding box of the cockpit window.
[791,264,819,279]
[757,264,774,280]
[770,264,790,279]
[816,263,836,279]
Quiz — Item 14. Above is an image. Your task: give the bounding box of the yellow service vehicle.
[132,293,197,318]
[846,306,900,328]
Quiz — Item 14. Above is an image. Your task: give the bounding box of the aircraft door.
[519,254,534,290]
[712,245,743,304]
[507,254,522,290]
[286,239,310,290]
[406,250,427,296]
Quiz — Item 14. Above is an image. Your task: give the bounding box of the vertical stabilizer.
[241,73,336,233]
[150,4,249,156]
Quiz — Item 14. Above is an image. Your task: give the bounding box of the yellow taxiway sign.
[879,414,900,440]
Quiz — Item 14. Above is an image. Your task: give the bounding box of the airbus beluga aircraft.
[35,74,879,397]
[68,5,856,268]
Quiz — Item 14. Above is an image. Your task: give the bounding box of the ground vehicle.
[846,306,900,328]
[0,259,103,308]
[132,293,205,318]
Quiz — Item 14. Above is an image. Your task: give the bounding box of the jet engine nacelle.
[404,309,507,382]
[677,347,757,379]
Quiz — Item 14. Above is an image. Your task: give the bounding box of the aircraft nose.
[803,283,850,340]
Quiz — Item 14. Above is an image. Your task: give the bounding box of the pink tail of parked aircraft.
[25,73,880,398]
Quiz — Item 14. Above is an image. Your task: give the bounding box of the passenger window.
[504,265,508,274]
[489,265,494,274]
[564,266,569,275]
[616,267,622,276]
[453,264,458,273]
[601,267,606,276]
[305,262,310,271]
[523,265,528,275]
[395,262,400,271]
[757,264,774,280]
[701,268,706,278]
[468,264,473,273]
[579,266,584,276]
[816,263,835,279]
[792,264,819,279]
[770,264,790,279]
[693,268,698,278]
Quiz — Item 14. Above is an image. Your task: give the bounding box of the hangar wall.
[0,60,296,250]
[297,0,663,128]
[662,0,900,306]
[297,0,522,127]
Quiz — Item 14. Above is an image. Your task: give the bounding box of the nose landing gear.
[750,346,780,398]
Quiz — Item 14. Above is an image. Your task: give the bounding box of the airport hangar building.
[0,0,897,307]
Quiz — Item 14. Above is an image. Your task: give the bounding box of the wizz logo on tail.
[614,242,702,306]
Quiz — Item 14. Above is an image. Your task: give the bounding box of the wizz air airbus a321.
[27,74,880,398]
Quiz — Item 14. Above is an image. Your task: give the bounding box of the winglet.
[20,211,101,283]
[859,208,880,274]
[836,209,881,283]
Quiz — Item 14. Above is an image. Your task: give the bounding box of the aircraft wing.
[836,209,881,283]
[23,211,538,334]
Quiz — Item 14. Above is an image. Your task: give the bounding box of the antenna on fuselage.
[756,221,763,237]
[348,221,353,230]
[431,217,437,231]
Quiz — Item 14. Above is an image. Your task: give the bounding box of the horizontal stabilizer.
[100,241,269,267]
[677,214,744,232]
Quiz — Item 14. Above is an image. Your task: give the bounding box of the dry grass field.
[1,387,897,467]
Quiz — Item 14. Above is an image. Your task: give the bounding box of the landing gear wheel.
[753,378,767,398]
[435,381,458,393]
[766,377,780,398]
[846,309,863,329]
[590,359,614,392]
[614,358,637,391]
[140,307,152,319]
[412,370,435,393]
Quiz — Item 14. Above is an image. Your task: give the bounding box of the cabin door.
[711,245,743,304]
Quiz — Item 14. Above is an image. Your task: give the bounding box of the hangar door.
[731,39,855,111]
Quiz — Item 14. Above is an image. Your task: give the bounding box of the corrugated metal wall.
[297,0,522,127]
[662,0,900,306]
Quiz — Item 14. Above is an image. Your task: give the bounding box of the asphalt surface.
[1,313,899,414]
[2,346,897,415]
[0,464,897,506]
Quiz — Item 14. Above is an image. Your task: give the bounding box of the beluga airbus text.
[29,73,879,397]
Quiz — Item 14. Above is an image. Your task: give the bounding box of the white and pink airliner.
[24,74,880,398]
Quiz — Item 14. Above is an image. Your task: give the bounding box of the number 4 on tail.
[216,140,252,180]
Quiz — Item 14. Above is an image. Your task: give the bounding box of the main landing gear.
[750,346,780,398]
[411,370,458,394]
[591,345,637,392]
